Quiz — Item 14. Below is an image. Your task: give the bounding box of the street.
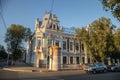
[0,69,120,80]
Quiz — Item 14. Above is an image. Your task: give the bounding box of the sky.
[0,0,120,49]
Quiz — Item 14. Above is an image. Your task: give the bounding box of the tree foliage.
[112,28,120,59]
[0,44,7,59]
[100,0,120,21]
[5,24,32,61]
[76,17,115,62]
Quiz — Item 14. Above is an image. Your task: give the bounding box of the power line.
[0,0,3,12]
[0,12,7,29]
[50,0,54,13]
[0,0,7,29]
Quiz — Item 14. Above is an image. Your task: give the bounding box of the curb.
[3,68,32,72]
[3,68,83,72]
[2,68,50,72]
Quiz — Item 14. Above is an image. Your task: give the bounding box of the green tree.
[114,28,120,51]
[0,44,7,59]
[100,0,120,21]
[112,28,120,59]
[5,24,32,61]
[76,17,115,62]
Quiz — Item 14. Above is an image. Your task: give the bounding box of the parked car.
[110,64,120,72]
[83,62,107,74]
[107,63,116,72]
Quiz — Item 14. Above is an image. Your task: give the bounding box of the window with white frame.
[63,56,67,64]
[76,43,79,51]
[55,40,59,46]
[63,41,66,50]
[70,42,73,51]
[37,39,41,46]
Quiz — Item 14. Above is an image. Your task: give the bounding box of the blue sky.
[0,0,120,49]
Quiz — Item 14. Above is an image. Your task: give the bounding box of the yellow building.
[26,12,90,69]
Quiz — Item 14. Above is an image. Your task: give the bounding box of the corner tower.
[35,12,62,34]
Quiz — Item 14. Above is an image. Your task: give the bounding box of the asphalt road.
[0,70,120,80]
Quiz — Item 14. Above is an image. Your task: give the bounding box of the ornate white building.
[26,12,90,68]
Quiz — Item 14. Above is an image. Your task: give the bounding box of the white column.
[36,38,38,46]
[61,53,63,69]
[84,52,88,64]
[67,56,69,64]
[49,56,52,70]
[35,53,39,67]
[59,39,62,49]
[73,55,76,64]
[41,38,43,47]
[52,40,54,46]
[43,38,45,47]
[84,43,88,64]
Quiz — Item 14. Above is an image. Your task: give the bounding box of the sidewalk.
[2,61,49,72]
[2,61,83,72]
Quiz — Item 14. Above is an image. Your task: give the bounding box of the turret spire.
[35,18,39,30]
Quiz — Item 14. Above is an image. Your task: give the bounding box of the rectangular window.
[76,57,79,64]
[67,39,69,52]
[70,42,73,51]
[63,56,67,64]
[56,40,59,46]
[37,39,41,46]
[47,37,54,46]
[63,41,66,50]
[76,43,79,51]
[70,57,73,64]
[82,44,84,51]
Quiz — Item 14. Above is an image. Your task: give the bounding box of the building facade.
[26,12,91,68]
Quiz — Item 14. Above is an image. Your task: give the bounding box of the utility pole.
[50,0,54,13]
[46,36,50,70]
[7,52,9,65]
[46,44,48,70]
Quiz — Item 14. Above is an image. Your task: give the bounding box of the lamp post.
[46,35,50,70]
[46,45,48,70]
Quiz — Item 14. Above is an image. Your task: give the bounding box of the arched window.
[57,25,59,30]
[53,24,56,30]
